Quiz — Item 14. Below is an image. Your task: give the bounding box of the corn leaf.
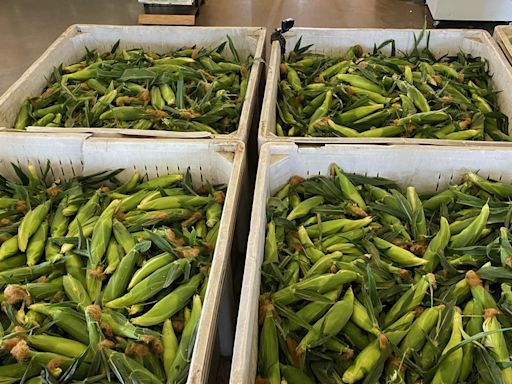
[474,346,505,384]
[226,35,240,64]
[274,302,314,332]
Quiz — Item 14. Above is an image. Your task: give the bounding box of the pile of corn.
[0,164,224,383]
[258,164,512,383]
[276,32,511,141]
[14,38,249,133]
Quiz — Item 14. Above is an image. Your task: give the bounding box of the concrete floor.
[0,0,431,94]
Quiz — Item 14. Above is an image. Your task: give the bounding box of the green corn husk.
[100,308,152,340]
[137,195,211,211]
[136,174,183,191]
[459,299,483,382]
[26,220,49,266]
[104,237,121,274]
[0,259,56,283]
[333,165,366,209]
[66,191,100,239]
[90,199,119,267]
[15,278,63,301]
[206,201,222,228]
[65,252,86,286]
[63,274,92,309]
[297,286,354,355]
[297,225,326,263]
[84,304,101,356]
[166,294,202,383]
[258,305,281,384]
[373,237,427,267]
[119,189,149,211]
[466,270,498,309]
[281,364,315,384]
[28,304,89,344]
[105,348,162,383]
[305,217,373,238]
[127,252,175,289]
[287,196,325,221]
[343,320,371,350]
[406,186,427,241]
[106,257,190,309]
[131,272,203,326]
[265,221,279,264]
[450,203,489,248]
[466,172,512,197]
[304,251,343,277]
[0,236,19,261]
[287,288,341,331]
[431,309,463,384]
[10,340,90,379]
[163,319,179,377]
[27,334,92,362]
[342,330,408,383]
[18,200,51,252]
[112,219,136,253]
[400,304,444,355]
[351,297,381,337]
[384,273,436,327]
[272,270,359,306]
[483,308,512,384]
[102,245,143,304]
[422,216,450,272]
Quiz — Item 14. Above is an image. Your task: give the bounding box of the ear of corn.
[166,294,202,383]
[131,273,203,326]
[112,218,136,253]
[105,257,190,309]
[18,200,51,252]
[29,304,90,344]
[342,330,406,383]
[0,236,19,261]
[162,319,179,377]
[26,220,49,266]
[63,274,91,309]
[127,252,175,289]
[101,246,142,303]
[422,216,450,272]
[297,286,354,355]
[483,309,512,383]
[373,236,427,267]
[399,304,444,355]
[431,309,463,384]
[90,199,120,267]
[104,237,121,274]
[27,334,92,362]
[459,299,483,382]
[258,305,281,384]
[450,203,489,248]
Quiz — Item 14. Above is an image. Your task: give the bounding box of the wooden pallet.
[138,1,200,25]
[138,13,196,25]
